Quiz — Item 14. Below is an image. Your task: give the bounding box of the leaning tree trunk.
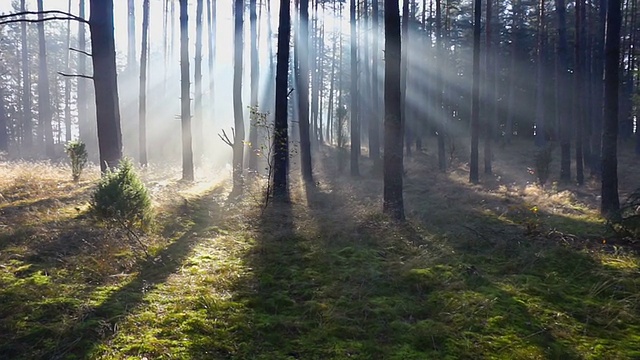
[350,0,360,176]
[469,0,481,183]
[272,0,292,200]
[232,0,245,194]
[601,0,621,218]
[90,0,123,171]
[37,0,54,156]
[139,0,150,166]
[383,0,404,220]
[179,0,194,180]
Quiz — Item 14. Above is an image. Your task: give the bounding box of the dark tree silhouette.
[298,0,313,182]
[232,0,245,194]
[383,0,404,220]
[350,0,360,176]
[248,0,259,172]
[194,0,203,164]
[90,0,123,171]
[20,0,32,149]
[37,0,54,156]
[469,0,481,183]
[601,0,621,218]
[272,0,291,200]
[556,0,571,182]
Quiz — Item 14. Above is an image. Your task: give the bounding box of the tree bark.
[139,0,150,166]
[194,0,203,164]
[272,0,291,200]
[179,0,194,180]
[64,0,72,143]
[298,0,313,182]
[37,0,54,156]
[232,0,245,193]
[248,0,260,172]
[350,0,360,176]
[383,0,404,220]
[469,0,481,183]
[21,0,32,150]
[601,0,621,218]
[90,0,123,172]
[534,0,546,147]
[555,0,571,182]
[370,0,381,170]
[484,0,494,174]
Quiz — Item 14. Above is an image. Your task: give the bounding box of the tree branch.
[0,17,86,26]
[58,72,93,80]
[0,10,89,24]
[69,47,92,57]
[218,128,235,147]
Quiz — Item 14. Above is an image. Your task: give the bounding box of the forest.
[0,0,639,358]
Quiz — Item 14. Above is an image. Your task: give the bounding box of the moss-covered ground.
[1,139,639,359]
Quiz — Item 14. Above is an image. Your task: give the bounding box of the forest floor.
[0,139,639,359]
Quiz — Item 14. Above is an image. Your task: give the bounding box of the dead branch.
[58,72,93,80]
[0,10,89,24]
[218,128,235,147]
[69,47,92,57]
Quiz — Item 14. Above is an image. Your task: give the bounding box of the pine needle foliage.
[64,140,88,182]
[91,158,153,233]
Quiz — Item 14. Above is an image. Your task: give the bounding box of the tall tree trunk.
[139,0,150,166]
[556,0,571,182]
[37,0,54,156]
[370,0,381,170]
[194,0,203,164]
[232,0,245,193]
[0,84,7,152]
[383,0,404,220]
[601,0,621,218]
[484,0,494,174]
[469,0,481,183]
[248,0,260,172]
[20,0,32,150]
[327,34,336,145]
[179,0,194,180]
[298,0,313,182]
[273,0,292,200]
[350,0,360,176]
[127,0,136,74]
[534,0,546,147]
[90,0,123,171]
[401,0,410,157]
[436,0,446,171]
[77,0,93,156]
[64,0,72,143]
[591,0,605,173]
[505,0,520,145]
[575,0,584,185]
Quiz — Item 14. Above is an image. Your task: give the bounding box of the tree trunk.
[127,0,136,74]
[272,0,291,200]
[534,0,546,147]
[248,0,260,172]
[206,0,216,117]
[350,0,360,176]
[232,0,245,193]
[20,0,32,150]
[194,0,203,164]
[469,0,481,183]
[64,0,72,143]
[0,84,7,152]
[179,0,194,180]
[37,0,54,156]
[484,0,494,174]
[139,0,150,166]
[575,0,584,185]
[591,0,605,174]
[556,0,571,182]
[298,0,313,182]
[77,0,94,158]
[436,0,446,171]
[505,0,520,145]
[90,0,123,172]
[401,0,410,157]
[383,0,404,220]
[370,0,381,170]
[601,0,621,218]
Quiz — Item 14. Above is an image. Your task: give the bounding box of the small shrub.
[91,158,153,255]
[616,189,640,238]
[64,140,88,182]
[534,145,553,186]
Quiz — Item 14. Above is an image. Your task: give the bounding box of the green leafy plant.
[534,145,553,186]
[90,158,154,256]
[64,140,88,182]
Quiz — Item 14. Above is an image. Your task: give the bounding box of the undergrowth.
[1,139,639,359]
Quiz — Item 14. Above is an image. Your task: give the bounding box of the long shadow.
[209,148,639,358]
[0,185,226,360]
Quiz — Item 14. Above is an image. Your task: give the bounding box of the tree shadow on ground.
[0,185,227,360]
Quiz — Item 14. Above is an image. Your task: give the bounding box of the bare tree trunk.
[20,0,32,150]
[534,0,546,147]
[575,0,584,185]
[484,0,494,174]
[436,0,446,171]
[556,0,571,182]
[139,0,150,166]
[232,0,245,193]
[383,0,404,220]
[248,0,260,172]
[37,0,54,156]
[90,0,123,171]
[601,0,621,218]
[64,0,72,143]
[179,0,194,180]
[349,0,360,176]
[127,0,136,74]
[194,0,203,164]
[469,0,481,183]
[273,0,291,200]
[298,0,313,182]
[370,0,381,171]
[0,83,7,151]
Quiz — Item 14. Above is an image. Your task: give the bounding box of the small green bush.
[534,145,553,186]
[64,140,88,182]
[91,158,153,233]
